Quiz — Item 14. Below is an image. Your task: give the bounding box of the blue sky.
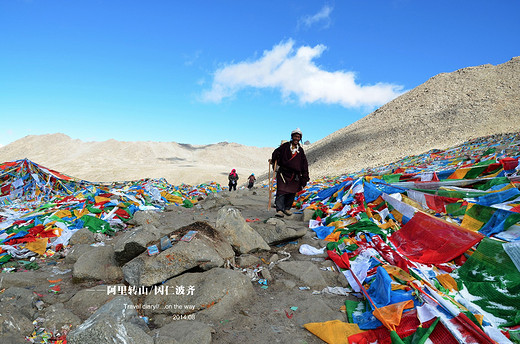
[1,1,519,148]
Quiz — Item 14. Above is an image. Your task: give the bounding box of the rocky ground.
[0,187,358,344]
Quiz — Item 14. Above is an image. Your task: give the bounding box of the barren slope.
[0,134,274,186]
[306,56,520,178]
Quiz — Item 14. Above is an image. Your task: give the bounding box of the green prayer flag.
[383,174,403,183]
[390,330,406,344]
[182,199,194,208]
[81,215,113,234]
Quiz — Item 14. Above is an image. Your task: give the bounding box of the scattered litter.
[299,243,326,255]
[320,286,352,295]
[310,257,325,262]
[160,236,172,250]
[319,266,335,272]
[243,267,262,281]
[49,284,61,293]
[277,250,291,263]
[35,300,44,310]
[180,230,198,242]
[147,245,160,256]
[274,240,298,247]
[298,286,310,290]
[51,267,71,275]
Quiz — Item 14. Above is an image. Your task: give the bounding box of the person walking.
[247,173,256,189]
[228,169,239,191]
[270,128,309,217]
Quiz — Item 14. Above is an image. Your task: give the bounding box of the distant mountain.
[0,134,274,186]
[306,56,520,178]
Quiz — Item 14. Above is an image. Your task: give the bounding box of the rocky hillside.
[306,56,520,178]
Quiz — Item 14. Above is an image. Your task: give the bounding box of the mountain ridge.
[0,133,274,185]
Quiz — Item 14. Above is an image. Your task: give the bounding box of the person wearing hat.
[228,168,239,191]
[247,173,256,190]
[270,128,309,217]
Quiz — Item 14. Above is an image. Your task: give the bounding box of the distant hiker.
[228,169,239,191]
[270,128,309,217]
[247,173,256,189]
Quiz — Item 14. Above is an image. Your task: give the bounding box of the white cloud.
[202,40,405,108]
[298,5,333,29]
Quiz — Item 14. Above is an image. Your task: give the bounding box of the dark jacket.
[271,142,309,194]
[228,172,239,184]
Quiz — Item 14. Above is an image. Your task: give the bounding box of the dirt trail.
[157,187,357,343]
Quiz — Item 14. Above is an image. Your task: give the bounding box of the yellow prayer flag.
[54,209,72,218]
[25,238,48,255]
[304,320,364,344]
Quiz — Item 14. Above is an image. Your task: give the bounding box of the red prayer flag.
[389,212,483,264]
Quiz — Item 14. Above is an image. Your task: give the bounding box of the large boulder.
[277,261,328,290]
[122,226,233,287]
[113,223,165,265]
[68,227,96,245]
[0,303,34,340]
[236,253,262,267]
[0,271,50,289]
[72,245,123,282]
[200,192,232,210]
[67,296,152,344]
[143,268,254,324]
[0,287,38,340]
[65,284,122,320]
[0,287,38,319]
[127,210,161,227]
[122,222,234,287]
[40,303,82,333]
[64,243,92,264]
[252,218,307,245]
[215,206,270,253]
